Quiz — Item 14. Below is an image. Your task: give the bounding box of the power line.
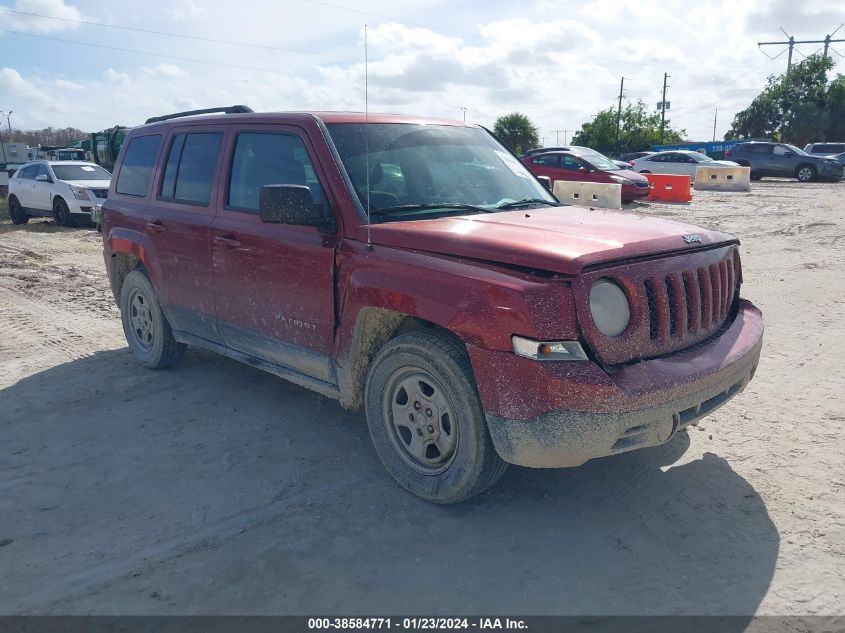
[0,30,306,77]
[0,7,356,60]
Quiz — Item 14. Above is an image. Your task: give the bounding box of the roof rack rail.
[145,105,253,124]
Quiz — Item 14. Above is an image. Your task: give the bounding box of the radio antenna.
[364,23,373,251]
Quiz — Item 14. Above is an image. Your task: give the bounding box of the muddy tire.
[796,165,816,183]
[365,330,507,503]
[8,196,29,225]
[119,270,185,369]
[52,198,73,227]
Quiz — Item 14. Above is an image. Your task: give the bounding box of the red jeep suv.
[102,106,764,503]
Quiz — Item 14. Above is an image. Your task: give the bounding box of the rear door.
[210,125,339,382]
[144,128,224,342]
[13,165,36,208]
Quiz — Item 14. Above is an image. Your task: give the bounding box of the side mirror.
[35,174,52,183]
[259,185,336,231]
[577,166,588,173]
[537,175,552,191]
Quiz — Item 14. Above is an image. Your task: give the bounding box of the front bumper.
[470,300,763,468]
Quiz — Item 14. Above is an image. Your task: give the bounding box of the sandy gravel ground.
[0,180,843,616]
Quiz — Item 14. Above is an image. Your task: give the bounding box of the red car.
[522,147,651,201]
[103,108,763,503]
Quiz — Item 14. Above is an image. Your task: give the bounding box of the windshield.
[784,144,810,156]
[325,123,556,222]
[52,164,112,181]
[690,152,715,162]
[571,148,623,171]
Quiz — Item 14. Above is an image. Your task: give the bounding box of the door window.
[532,154,558,166]
[18,165,37,179]
[773,146,791,156]
[116,135,162,197]
[227,132,328,214]
[560,154,584,171]
[749,144,772,154]
[36,164,52,181]
[159,132,222,205]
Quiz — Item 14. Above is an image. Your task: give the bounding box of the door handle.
[146,220,166,233]
[214,235,242,248]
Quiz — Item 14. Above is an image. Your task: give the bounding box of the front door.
[32,163,54,211]
[210,126,339,383]
[144,129,224,342]
[771,145,797,176]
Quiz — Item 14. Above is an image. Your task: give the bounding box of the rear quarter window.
[116,135,162,197]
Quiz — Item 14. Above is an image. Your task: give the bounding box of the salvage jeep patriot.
[102,106,764,503]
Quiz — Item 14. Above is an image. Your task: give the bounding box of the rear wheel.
[52,198,73,226]
[365,331,507,503]
[8,196,29,224]
[119,270,185,369]
[796,165,816,183]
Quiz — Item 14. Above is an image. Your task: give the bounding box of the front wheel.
[119,270,186,369]
[796,165,816,183]
[8,196,29,224]
[365,331,507,503]
[52,198,73,226]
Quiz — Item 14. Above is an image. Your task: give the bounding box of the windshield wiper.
[371,203,493,217]
[494,198,560,210]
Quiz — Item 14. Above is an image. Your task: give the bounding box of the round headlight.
[589,278,630,337]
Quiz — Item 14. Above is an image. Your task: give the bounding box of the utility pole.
[615,77,625,151]
[459,107,467,122]
[563,129,572,145]
[758,25,844,73]
[713,108,718,142]
[660,73,669,144]
[551,129,564,145]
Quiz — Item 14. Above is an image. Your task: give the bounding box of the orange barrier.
[643,174,692,203]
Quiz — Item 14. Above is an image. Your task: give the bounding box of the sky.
[1,0,843,143]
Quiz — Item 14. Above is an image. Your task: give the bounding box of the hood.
[362,206,737,276]
[62,179,111,189]
[713,160,739,166]
[614,168,648,183]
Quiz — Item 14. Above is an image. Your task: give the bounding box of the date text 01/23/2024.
[307,618,527,630]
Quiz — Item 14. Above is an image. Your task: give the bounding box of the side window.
[158,132,222,205]
[751,145,772,154]
[227,132,328,214]
[19,165,37,179]
[560,155,583,170]
[533,155,558,166]
[116,135,162,197]
[36,164,51,180]
[773,146,790,156]
[650,154,665,162]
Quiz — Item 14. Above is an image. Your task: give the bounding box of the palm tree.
[493,113,539,155]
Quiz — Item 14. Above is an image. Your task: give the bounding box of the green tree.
[727,55,844,146]
[493,112,539,155]
[572,99,685,156]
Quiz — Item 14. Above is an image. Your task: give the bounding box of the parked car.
[103,107,764,503]
[7,160,112,226]
[522,147,651,201]
[618,151,654,162]
[725,142,843,182]
[631,150,738,182]
[803,142,845,156]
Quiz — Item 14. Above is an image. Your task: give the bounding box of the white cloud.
[141,64,189,78]
[0,0,82,33]
[163,0,206,22]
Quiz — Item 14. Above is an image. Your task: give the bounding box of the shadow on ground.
[0,348,778,617]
